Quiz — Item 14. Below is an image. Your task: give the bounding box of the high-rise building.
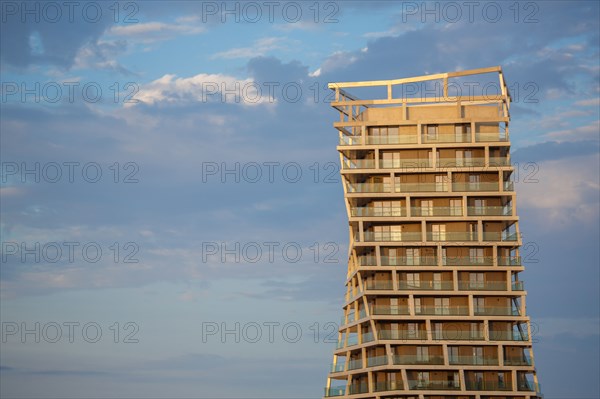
[323,67,541,399]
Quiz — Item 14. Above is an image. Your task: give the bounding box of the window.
[432,224,446,241]
[406,248,420,265]
[421,200,433,216]
[414,298,422,314]
[435,297,450,315]
[470,247,484,264]
[407,273,420,288]
[450,199,462,216]
[416,346,429,362]
[470,272,485,289]
[426,124,438,140]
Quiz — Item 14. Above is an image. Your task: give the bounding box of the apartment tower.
[323,67,541,399]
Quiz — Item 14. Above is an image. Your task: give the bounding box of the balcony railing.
[351,206,405,217]
[452,182,500,192]
[411,206,463,217]
[371,305,410,315]
[475,132,508,142]
[339,135,362,146]
[427,232,478,242]
[467,206,512,216]
[422,133,470,143]
[364,280,394,290]
[324,387,346,397]
[415,306,469,316]
[394,355,444,365]
[367,135,418,145]
[362,332,375,343]
[498,256,521,266]
[366,355,388,367]
[408,380,461,390]
[512,281,525,290]
[398,280,454,290]
[347,183,391,193]
[449,355,498,365]
[330,362,345,372]
[444,256,493,266]
[474,307,520,316]
[373,380,404,392]
[381,159,432,169]
[342,158,375,169]
[396,183,448,192]
[488,330,529,341]
[363,231,422,242]
[433,330,484,341]
[437,157,510,168]
[347,358,363,370]
[379,330,428,340]
[458,281,507,291]
[482,232,519,242]
[381,256,438,266]
[465,380,512,391]
[348,383,369,395]
[518,381,542,392]
[504,357,532,366]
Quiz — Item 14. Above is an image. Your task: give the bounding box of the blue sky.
[1,1,599,398]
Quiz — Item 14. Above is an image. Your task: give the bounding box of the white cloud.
[130,73,275,107]
[536,317,600,339]
[517,153,599,227]
[211,37,286,59]
[108,22,204,41]
[545,120,600,142]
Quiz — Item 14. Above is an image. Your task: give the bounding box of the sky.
[0,1,599,398]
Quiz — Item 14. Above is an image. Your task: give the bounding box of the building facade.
[324,67,541,399]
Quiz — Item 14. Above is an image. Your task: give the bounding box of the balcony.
[330,362,346,372]
[394,355,444,365]
[371,305,410,315]
[381,256,438,266]
[452,182,500,192]
[367,135,418,145]
[381,159,432,169]
[444,256,493,266]
[362,332,375,343]
[458,281,507,291]
[518,381,542,392]
[357,255,377,266]
[373,380,403,392]
[415,306,469,316]
[351,206,405,217]
[364,280,395,290]
[411,207,463,217]
[363,231,422,242]
[339,135,362,146]
[437,157,510,168]
[342,158,376,169]
[324,387,346,397]
[408,380,461,390]
[347,358,363,370]
[427,232,478,242]
[449,355,498,365]
[467,206,512,216]
[347,183,391,193]
[423,133,470,143]
[475,132,508,142]
[366,355,388,367]
[489,330,529,341]
[398,280,454,290]
[512,281,525,290]
[482,232,519,242]
[504,357,532,366]
[474,307,520,316]
[498,256,521,266]
[348,382,369,395]
[379,330,428,340]
[396,183,448,193]
[465,380,512,391]
[433,330,484,341]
